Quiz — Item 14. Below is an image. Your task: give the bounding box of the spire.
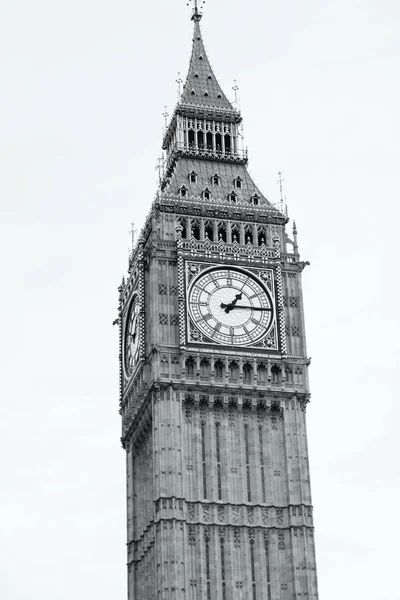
[180,10,235,111]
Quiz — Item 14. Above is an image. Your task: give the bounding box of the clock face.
[124,294,140,378]
[188,267,274,346]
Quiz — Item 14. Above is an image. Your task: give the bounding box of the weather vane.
[186,0,205,16]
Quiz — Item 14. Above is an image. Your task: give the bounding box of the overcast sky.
[1,0,399,598]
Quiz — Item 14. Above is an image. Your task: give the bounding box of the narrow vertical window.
[259,426,266,503]
[201,421,207,499]
[220,537,226,600]
[250,540,256,600]
[216,422,222,499]
[244,424,251,502]
[205,537,211,600]
[265,541,271,600]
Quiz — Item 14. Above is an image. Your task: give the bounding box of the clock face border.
[123,292,140,380]
[186,262,278,349]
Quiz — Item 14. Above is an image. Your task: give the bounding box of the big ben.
[118,4,319,598]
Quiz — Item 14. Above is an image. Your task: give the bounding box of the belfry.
[118,4,319,598]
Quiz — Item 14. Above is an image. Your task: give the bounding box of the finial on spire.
[187,0,204,21]
[155,154,164,187]
[176,72,183,99]
[232,80,239,106]
[129,222,137,248]
[277,170,285,202]
[162,106,169,130]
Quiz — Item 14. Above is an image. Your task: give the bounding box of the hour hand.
[220,302,233,313]
[221,292,243,313]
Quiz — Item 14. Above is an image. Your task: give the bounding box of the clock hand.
[220,292,243,313]
[229,305,272,311]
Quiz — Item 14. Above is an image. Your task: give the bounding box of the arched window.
[234,177,242,189]
[228,192,237,203]
[200,358,211,380]
[214,360,224,380]
[160,356,169,377]
[191,219,200,240]
[257,225,267,246]
[204,220,214,241]
[271,365,281,384]
[171,358,180,378]
[215,133,222,151]
[212,173,220,186]
[198,131,204,147]
[189,171,197,183]
[203,188,211,201]
[285,365,293,384]
[218,221,227,242]
[206,131,212,149]
[243,362,252,383]
[257,364,267,384]
[186,357,195,378]
[224,134,231,153]
[229,361,239,382]
[188,130,195,146]
[177,216,187,238]
[179,186,188,198]
[244,224,253,244]
[231,223,241,244]
[250,194,260,206]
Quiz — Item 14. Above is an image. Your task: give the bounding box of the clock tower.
[118,5,319,599]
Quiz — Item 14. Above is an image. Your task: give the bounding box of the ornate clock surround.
[184,260,280,351]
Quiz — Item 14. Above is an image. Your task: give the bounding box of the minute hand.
[230,305,272,312]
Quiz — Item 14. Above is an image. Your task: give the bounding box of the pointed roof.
[180,9,234,111]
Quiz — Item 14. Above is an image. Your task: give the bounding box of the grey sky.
[1,0,399,598]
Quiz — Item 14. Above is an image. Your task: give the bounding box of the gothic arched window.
[257,363,267,384]
[190,219,201,240]
[229,361,239,382]
[203,188,211,201]
[244,224,253,245]
[231,223,241,244]
[243,362,252,383]
[218,221,227,242]
[228,192,237,203]
[257,225,267,246]
[271,365,281,384]
[214,360,224,380]
[177,216,187,239]
[204,220,214,241]
[212,173,220,186]
[186,357,195,378]
[200,358,211,380]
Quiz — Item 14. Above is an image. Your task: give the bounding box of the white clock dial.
[123,294,140,378]
[188,267,273,346]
